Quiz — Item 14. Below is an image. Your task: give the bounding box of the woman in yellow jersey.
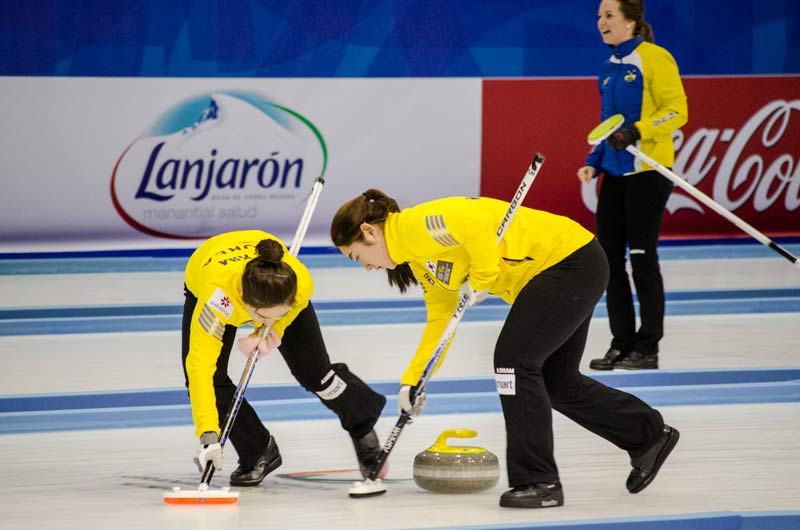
[182,230,387,487]
[331,190,679,508]
[578,0,688,370]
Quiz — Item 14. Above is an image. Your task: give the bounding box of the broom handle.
[626,146,799,268]
[366,153,546,481]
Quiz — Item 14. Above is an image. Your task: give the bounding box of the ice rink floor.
[1,243,799,530]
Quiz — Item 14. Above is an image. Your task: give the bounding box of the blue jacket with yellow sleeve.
[586,36,688,176]
[384,197,594,386]
[183,230,313,437]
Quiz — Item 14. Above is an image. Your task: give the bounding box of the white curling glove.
[237,327,281,359]
[459,282,489,307]
[194,431,223,472]
[397,385,427,417]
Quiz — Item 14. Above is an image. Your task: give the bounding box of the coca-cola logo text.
[674,99,800,214]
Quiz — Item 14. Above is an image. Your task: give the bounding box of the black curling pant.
[494,240,665,486]
[596,170,673,354]
[182,289,386,468]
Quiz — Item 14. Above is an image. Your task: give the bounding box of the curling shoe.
[499,481,564,509]
[230,435,282,487]
[589,348,625,370]
[627,425,680,493]
[352,429,387,479]
[615,351,659,370]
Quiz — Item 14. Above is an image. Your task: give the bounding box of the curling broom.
[164,176,326,505]
[348,154,545,498]
[588,114,800,269]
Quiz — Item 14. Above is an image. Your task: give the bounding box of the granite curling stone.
[413,429,499,493]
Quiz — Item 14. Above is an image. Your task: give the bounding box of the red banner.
[481,76,800,239]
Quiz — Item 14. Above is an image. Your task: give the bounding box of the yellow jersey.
[183,230,313,437]
[384,197,594,385]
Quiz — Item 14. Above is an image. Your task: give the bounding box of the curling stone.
[413,429,499,493]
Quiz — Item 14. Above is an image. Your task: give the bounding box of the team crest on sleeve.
[435,261,453,284]
[207,288,235,319]
[425,214,459,247]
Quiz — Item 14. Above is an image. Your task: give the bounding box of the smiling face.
[339,222,397,271]
[597,0,634,47]
[244,304,291,326]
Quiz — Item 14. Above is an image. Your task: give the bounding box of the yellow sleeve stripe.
[425,214,459,247]
[198,304,225,341]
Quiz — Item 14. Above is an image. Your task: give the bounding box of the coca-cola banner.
[481,76,800,239]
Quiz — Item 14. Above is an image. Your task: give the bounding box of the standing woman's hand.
[238,328,282,358]
[577,166,596,183]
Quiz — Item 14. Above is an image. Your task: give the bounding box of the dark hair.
[241,239,297,308]
[618,0,654,43]
[330,188,418,294]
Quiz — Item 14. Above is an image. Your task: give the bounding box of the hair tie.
[362,192,375,203]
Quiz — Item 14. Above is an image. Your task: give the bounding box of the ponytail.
[619,0,654,43]
[331,189,418,294]
[637,19,654,43]
[241,239,297,308]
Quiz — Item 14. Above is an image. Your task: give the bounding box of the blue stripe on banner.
[2,289,798,319]
[2,242,798,274]
[0,245,340,261]
[0,289,797,335]
[0,254,351,275]
[2,369,799,434]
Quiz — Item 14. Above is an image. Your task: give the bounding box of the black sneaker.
[615,351,659,370]
[499,481,564,508]
[627,425,680,493]
[589,348,625,370]
[352,429,386,478]
[230,435,282,487]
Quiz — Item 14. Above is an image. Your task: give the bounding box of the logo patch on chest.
[435,260,453,284]
[207,287,235,319]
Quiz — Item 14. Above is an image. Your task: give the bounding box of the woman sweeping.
[330,191,678,508]
[183,230,388,487]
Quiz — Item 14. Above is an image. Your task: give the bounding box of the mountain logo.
[111,91,327,239]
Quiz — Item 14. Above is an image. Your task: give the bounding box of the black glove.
[607,123,641,151]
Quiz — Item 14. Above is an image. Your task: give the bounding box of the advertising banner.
[481,76,800,239]
[1,77,482,251]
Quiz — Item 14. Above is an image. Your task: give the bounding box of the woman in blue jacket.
[578,0,688,370]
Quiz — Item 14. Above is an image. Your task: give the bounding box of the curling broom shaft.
[366,153,546,481]
[415,153,545,394]
[418,153,545,392]
[200,324,269,486]
[290,177,325,254]
[202,176,328,487]
[627,145,800,269]
[366,413,412,481]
